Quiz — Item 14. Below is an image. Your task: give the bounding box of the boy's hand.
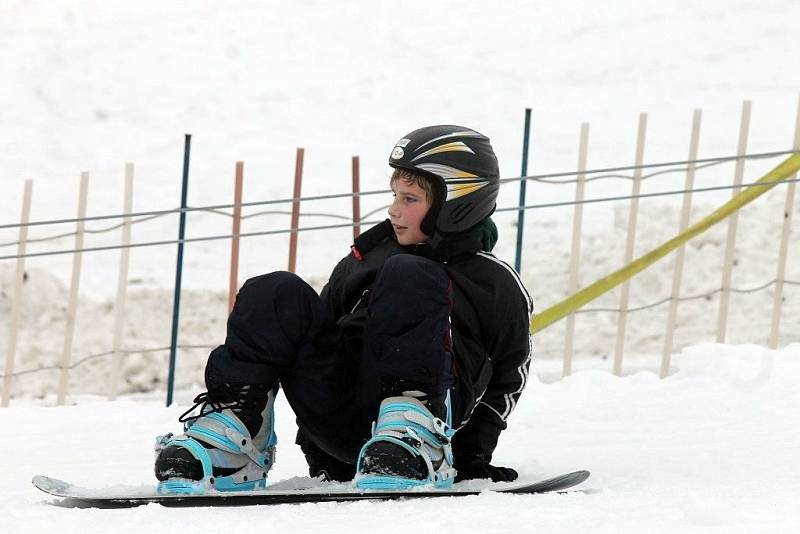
[455,459,519,482]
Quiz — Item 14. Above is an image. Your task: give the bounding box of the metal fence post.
[514,108,532,273]
[166,134,192,407]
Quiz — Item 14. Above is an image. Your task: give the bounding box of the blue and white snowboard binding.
[154,385,277,494]
[356,393,456,490]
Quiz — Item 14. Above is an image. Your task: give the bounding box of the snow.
[4,344,800,532]
[2,0,800,532]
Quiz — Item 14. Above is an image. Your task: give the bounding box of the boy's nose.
[387,200,399,219]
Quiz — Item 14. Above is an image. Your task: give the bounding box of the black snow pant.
[203,254,458,465]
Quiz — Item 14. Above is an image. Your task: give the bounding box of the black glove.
[296,430,355,482]
[455,459,519,482]
[305,453,355,482]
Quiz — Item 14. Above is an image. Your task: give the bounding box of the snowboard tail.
[32,470,590,508]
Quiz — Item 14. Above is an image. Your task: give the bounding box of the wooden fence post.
[563,122,589,377]
[716,100,751,343]
[661,109,702,378]
[769,95,800,348]
[2,180,33,407]
[108,164,134,400]
[613,113,648,376]
[57,171,89,405]
[352,156,361,240]
[228,161,244,313]
[288,148,304,273]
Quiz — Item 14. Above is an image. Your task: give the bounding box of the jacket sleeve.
[453,279,533,464]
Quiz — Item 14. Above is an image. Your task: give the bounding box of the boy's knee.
[235,271,313,308]
[230,271,322,339]
[241,271,304,293]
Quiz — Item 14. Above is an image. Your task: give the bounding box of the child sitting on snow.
[155,125,533,492]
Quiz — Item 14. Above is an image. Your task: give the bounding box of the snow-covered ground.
[3,344,799,532]
[2,1,800,531]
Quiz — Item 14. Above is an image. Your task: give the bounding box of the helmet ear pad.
[419,174,446,237]
[436,181,500,234]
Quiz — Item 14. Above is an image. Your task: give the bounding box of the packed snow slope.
[3,344,799,533]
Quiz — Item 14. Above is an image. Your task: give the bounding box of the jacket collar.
[353,218,497,264]
[412,218,497,263]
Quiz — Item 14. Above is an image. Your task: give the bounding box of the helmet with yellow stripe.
[389,125,500,235]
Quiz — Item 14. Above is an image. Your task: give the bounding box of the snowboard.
[32,470,590,508]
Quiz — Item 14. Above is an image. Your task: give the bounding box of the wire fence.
[2,104,799,403]
[0,345,216,379]
[1,277,797,381]
[0,205,393,249]
[2,149,798,261]
[3,149,798,235]
[498,149,798,185]
[494,175,800,214]
[575,278,800,315]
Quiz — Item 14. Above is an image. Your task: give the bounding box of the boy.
[155,125,533,492]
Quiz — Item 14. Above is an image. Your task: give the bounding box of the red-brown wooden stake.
[228,161,244,313]
[352,155,361,240]
[288,148,304,273]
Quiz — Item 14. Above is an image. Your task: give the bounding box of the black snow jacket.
[320,219,533,465]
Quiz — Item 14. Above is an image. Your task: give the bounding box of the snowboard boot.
[355,391,456,490]
[154,384,277,494]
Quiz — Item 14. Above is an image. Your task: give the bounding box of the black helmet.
[388,125,499,235]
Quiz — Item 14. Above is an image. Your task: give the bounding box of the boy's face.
[388,177,432,245]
